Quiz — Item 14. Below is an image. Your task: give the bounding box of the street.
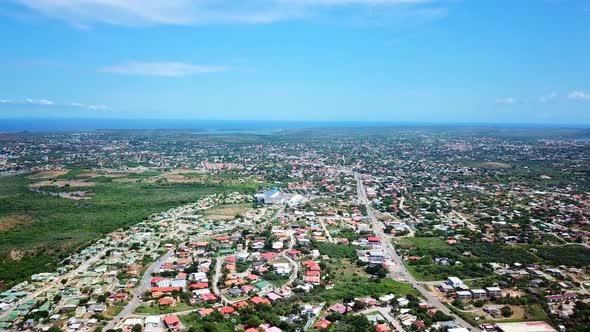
[355,172,478,331]
[104,249,175,330]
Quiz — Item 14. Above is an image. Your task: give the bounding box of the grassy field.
[395,237,451,251]
[135,302,195,314]
[202,203,252,220]
[524,304,549,321]
[301,259,417,303]
[0,172,260,288]
[103,303,125,318]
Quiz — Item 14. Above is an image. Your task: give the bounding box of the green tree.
[452,298,464,310]
[501,306,513,317]
[247,316,262,328]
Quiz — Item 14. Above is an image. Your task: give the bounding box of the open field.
[0,213,32,232]
[456,303,547,324]
[202,203,252,220]
[103,303,125,318]
[135,301,195,315]
[479,161,512,169]
[29,180,96,188]
[395,237,451,251]
[0,172,261,288]
[330,259,367,281]
[27,170,69,179]
[467,304,525,322]
[297,259,418,303]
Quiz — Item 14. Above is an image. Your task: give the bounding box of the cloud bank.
[568,90,590,100]
[101,62,230,77]
[13,0,439,26]
[495,97,517,105]
[0,98,111,111]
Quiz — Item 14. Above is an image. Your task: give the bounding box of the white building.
[170,278,187,289]
[447,276,464,288]
[456,291,472,300]
[471,289,487,299]
[273,263,292,276]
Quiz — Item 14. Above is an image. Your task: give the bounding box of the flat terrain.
[298,259,417,303]
[396,236,590,282]
[202,203,252,220]
[0,171,261,288]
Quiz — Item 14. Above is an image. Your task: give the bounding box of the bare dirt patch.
[9,249,25,261]
[30,180,95,188]
[163,175,207,184]
[80,172,131,178]
[168,169,205,175]
[479,162,511,169]
[112,178,141,183]
[203,203,252,221]
[0,214,32,231]
[28,170,69,179]
[147,169,207,184]
[467,304,525,322]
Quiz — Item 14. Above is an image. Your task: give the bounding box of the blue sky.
[0,0,589,124]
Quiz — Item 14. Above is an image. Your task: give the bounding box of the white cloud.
[495,97,517,105]
[539,91,557,103]
[26,98,54,105]
[101,61,230,77]
[13,0,438,26]
[568,90,590,100]
[70,102,111,111]
[87,104,110,111]
[280,0,430,4]
[0,98,111,111]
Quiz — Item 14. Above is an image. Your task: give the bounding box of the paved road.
[211,254,235,305]
[104,249,174,330]
[318,217,335,243]
[303,302,325,331]
[355,172,478,331]
[281,229,299,287]
[107,206,284,324]
[0,248,108,320]
[399,196,419,224]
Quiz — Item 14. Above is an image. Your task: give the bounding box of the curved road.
[104,249,175,330]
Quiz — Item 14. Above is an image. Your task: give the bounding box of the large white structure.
[255,188,285,205]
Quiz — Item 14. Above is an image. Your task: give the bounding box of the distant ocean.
[0,118,588,133]
[0,119,393,133]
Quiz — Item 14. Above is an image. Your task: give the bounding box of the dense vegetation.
[397,236,540,281]
[533,244,590,268]
[397,235,590,282]
[0,173,260,288]
[314,242,358,260]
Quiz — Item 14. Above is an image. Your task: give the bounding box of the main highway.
[354,172,478,331]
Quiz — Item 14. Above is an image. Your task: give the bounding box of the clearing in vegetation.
[0,172,260,288]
